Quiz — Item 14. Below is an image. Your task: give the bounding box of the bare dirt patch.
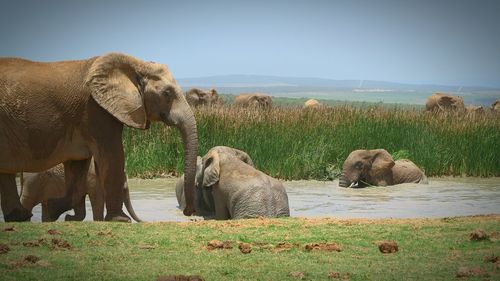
[456,266,489,278]
[22,239,46,247]
[47,229,62,235]
[289,271,305,279]
[205,240,233,251]
[238,242,252,254]
[470,229,489,241]
[304,243,342,252]
[157,275,204,281]
[484,254,499,263]
[0,243,10,254]
[51,238,71,250]
[376,241,399,254]
[328,271,350,280]
[489,231,499,242]
[273,242,299,253]
[3,226,16,232]
[24,255,40,264]
[97,230,114,237]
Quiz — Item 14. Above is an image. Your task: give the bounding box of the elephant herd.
[0,52,493,223]
[425,92,500,114]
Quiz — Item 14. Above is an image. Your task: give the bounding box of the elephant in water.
[425,93,465,112]
[21,159,142,222]
[304,99,322,108]
[234,93,272,109]
[175,146,255,219]
[339,149,427,188]
[0,53,198,222]
[186,88,224,108]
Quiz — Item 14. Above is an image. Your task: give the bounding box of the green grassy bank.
[1,216,498,280]
[123,106,500,179]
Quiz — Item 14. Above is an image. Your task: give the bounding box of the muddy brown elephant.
[234,93,272,108]
[0,53,198,222]
[466,105,485,115]
[176,146,255,219]
[339,149,427,188]
[21,159,142,222]
[186,88,223,107]
[491,99,500,113]
[425,93,465,112]
[196,146,289,220]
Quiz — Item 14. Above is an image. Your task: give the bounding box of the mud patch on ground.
[51,238,71,250]
[0,243,10,254]
[484,254,499,263]
[289,271,305,279]
[157,275,204,281]
[10,255,50,269]
[238,242,252,254]
[328,271,350,280]
[205,240,233,251]
[456,266,489,278]
[22,239,47,247]
[273,242,300,253]
[376,241,398,254]
[304,243,342,252]
[470,229,489,241]
[489,231,499,242]
[47,229,62,235]
[3,226,16,232]
[97,230,114,237]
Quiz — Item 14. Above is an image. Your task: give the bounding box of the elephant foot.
[64,214,85,222]
[105,211,131,223]
[4,207,32,222]
[47,197,72,221]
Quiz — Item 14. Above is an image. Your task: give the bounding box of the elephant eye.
[355,162,363,170]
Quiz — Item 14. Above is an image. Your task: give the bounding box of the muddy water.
[4,177,500,222]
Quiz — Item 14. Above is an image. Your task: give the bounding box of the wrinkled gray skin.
[176,146,255,219]
[425,93,465,112]
[196,146,289,220]
[339,149,427,188]
[21,159,142,222]
[186,88,224,108]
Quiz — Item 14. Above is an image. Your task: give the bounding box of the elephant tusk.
[348,182,357,188]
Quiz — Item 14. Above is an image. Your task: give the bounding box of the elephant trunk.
[339,173,350,188]
[177,113,198,216]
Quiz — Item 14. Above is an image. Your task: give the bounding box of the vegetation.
[1,216,498,280]
[123,105,500,179]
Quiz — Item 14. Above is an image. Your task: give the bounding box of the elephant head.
[304,99,321,109]
[339,149,395,188]
[235,93,272,109]
[491,99,500,113]
[186,88,223,107]
[425,93,465,112]
[86,53,198,216]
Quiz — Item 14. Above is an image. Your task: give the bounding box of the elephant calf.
[176,146,289,220]
[21,159,141,222]
[339,149,427,188]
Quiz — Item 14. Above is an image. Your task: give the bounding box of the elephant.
[425,93,465,112]
[175,146,254,219]
[339,149,427,188]
[466,105,485,115]
[304,99,322,108]
[186,88,224,108]
[21,159,142,222]
[234,93,272,109]
[0,53,198,222]
[491,99,500,113]
[195,146,289,220]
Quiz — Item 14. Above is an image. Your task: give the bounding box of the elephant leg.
[88,181,104,221]
[0,173,32,222]
[47,159,90,221]
[65,195,86,221]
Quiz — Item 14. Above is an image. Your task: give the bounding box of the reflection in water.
[3,177,500,222]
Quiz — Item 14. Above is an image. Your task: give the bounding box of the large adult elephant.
[195,146,289,220]
[0,53,198,222]
[21,159,142,222]
[339,149,427,188]
[186,88,223,107]
[491,99,500,113]
[234,93,272,109]
[425,93,465,112]
[304,99,322,109]
[175,146,255,219]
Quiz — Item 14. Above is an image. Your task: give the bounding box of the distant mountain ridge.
[177,75,497,92]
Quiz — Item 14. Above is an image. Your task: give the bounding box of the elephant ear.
[370,149,395,177]
[202,151,220,187]
[86,53,147,129]
[232,148,254,167]
[438,95,454,108]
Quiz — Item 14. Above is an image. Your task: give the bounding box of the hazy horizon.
[1,0,499,88]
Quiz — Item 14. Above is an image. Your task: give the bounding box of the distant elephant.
[491,99,500,113]
[186,88,224,107]
[21,159,142,222]
[425,93,465,112]
[339,149,427,188]
[234,93,272,109]
[0,53,198,222]
[176,146,254,219]
[304,99,321,108]
[196,146,289,220]
[466,105,485,114]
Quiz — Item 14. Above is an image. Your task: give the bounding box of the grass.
[0,216,498,280]
[123,105,500,180]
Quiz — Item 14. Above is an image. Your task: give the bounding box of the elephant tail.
[123,181,143,222]
[418,174,429,185]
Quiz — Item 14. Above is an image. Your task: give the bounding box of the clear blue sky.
[1,0,499,87]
